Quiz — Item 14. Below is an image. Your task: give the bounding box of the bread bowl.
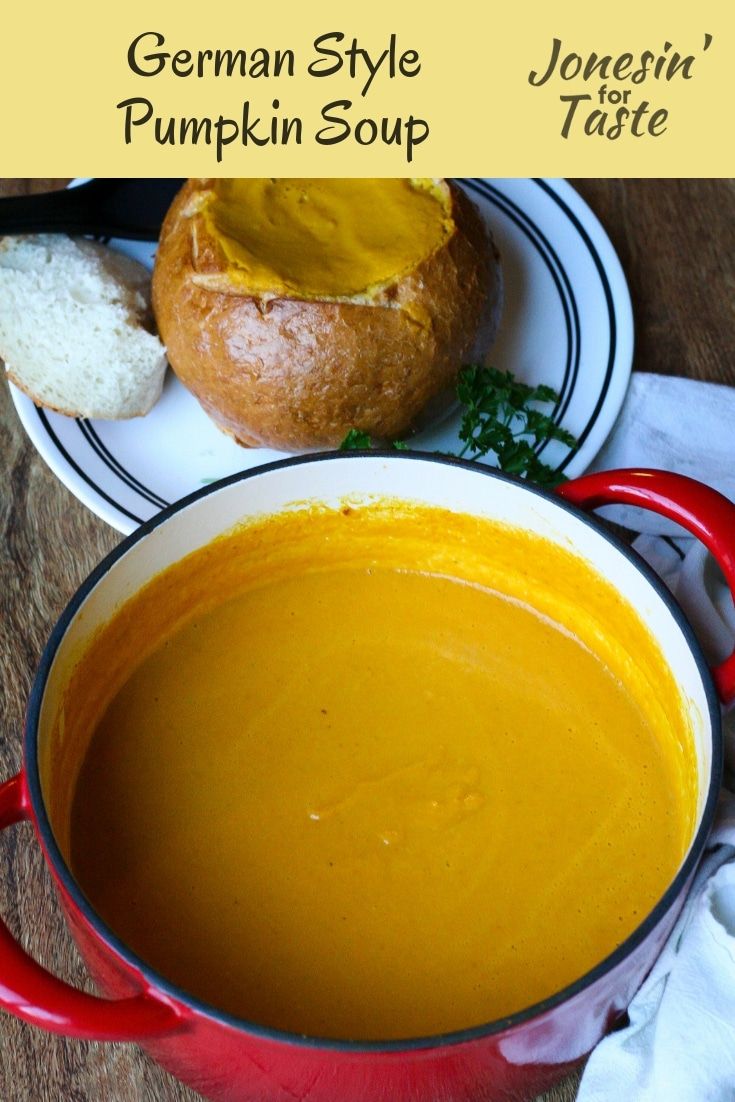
[152,178,502,450]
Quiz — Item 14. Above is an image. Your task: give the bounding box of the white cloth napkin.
[576,372,735,1102]
[588,373,735,537]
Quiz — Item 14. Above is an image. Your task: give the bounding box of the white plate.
[9,178,634,535]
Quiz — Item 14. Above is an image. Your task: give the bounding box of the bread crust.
[3,365,155,421]
[153,179,502,450]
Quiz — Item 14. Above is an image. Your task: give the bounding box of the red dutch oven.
[1,454,734,1102]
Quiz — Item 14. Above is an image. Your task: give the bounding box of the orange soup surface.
[47,502,696,1040]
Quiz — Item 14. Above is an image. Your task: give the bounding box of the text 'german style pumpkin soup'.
[44,501,696,1041]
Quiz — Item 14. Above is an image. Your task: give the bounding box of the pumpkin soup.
[204,178,453,298]
[48,501,695,1041]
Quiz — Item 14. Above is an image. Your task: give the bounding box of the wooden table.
[0,178,733,1102]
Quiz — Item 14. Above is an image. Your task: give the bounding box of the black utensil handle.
[0,180,184,241]
[0,183,103,237]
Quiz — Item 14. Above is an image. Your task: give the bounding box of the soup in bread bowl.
[152,178,502,450]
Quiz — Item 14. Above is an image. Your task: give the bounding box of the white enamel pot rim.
[24,450,724,1052]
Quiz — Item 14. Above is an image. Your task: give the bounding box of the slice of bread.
[0,234,167,419]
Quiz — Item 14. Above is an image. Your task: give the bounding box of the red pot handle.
[0,773,184,1040]
[557,468,735,707]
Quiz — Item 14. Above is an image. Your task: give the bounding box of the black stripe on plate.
[534,180,618,472]
[469,178,583,435]
[464,179,579,461]
[77,419,170,510]
[36,409,145,526]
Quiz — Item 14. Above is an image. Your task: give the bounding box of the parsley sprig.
[340,428,372,450]
[340,365,577,488]
[455,365,576,486]
[339,429,408,452]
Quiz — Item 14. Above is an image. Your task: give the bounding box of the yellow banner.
[1,0,730,175]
